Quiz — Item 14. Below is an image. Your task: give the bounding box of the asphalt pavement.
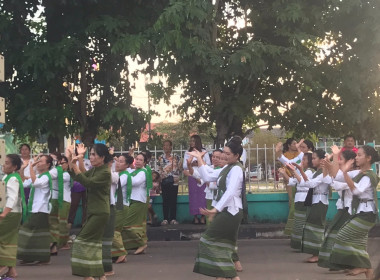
[14,238,380,280]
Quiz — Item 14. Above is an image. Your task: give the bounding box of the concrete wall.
[73,191,380,226]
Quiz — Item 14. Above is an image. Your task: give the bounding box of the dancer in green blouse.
[68,143,112,280]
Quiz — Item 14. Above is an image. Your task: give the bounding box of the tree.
[0,0,167,151]
[142,0,380,144]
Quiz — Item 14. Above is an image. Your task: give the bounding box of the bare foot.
[0,266,8,276]
[99,276,107,280]
[134,244,147,255]
[104,271,114,276]
[232,277,241,280]
[83,277,95,280]
[7,266,18,278]
[365,268,374,279]
[60,244,71,250]
[347,267,372,277]
[306,255,318,263]
[234,260,243,272]
[346,267,366,275]
[115,255,127,264]
[200,216,206,224]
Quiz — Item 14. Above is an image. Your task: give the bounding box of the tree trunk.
[47,135,64,153]
[215,113,229,148]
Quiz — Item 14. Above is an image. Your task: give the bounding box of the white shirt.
[21,158,34,178]
[24,174,51,214]
[278,152,304,166]
[110,172,119,206]
[288,169,314,203]
[130,169,147,203]
[49,168,59,199]
[335,170,376,214]
[198,164,243,216]
[183,149,211,170]
[63,172,71,203]
[119,167,134,206]
[298,171,329,205]
[325,175,353,213]
[241,149,247,167]
[2,175,22,213]
[203,165,218,200]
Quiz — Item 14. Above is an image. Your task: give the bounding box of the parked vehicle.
[246,164,263,180]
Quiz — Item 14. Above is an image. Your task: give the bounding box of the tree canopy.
[143,0,380,144]
[1,0,379,149]
[0,0,167,150]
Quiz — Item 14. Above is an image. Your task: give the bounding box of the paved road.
[15,238,380,280]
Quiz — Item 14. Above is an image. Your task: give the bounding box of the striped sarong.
[318,208,350,268]
[330,212,376,269]
[57,201,71,248]
[301,202,328,255]
[50,200,71,248]
[17,212,51,263]
[49,199,60,244]
[102,206,115,273]
[290,202,307,250]
[0,212,22,266]
[284,186,296,236]
[71,213,109,277]
[121,200,148,250]
[111,206,128,257]
[193,210,243,278]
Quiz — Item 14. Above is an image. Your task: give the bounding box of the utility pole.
[145,75,151,142]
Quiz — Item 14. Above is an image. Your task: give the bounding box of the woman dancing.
[189,136,245,280]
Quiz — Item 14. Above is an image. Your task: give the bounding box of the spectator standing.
[341,135,358,153]
[19,144,33,203]
[157,140,181,225]
[183,135,211,224]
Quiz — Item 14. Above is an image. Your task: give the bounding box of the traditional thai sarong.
[301,202,328,255]
[284,186,296,236]
[102,206,115,273]
[282,150,300,236]
[57,201,71,248]
[49,199,60,244]
[71,213,109,277]
[194,210,243,278]
[111,206,128,258]
[290,202,307,249]
[121,200,148,250]
[0,212,22,267]
[188,176,207,216]
[318,208,350,268]
[17,212,51,263]
[329,212,376,269]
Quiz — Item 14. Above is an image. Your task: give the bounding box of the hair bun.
[229,136,242,145]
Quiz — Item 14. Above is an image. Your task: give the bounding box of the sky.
[128,58,182,123]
